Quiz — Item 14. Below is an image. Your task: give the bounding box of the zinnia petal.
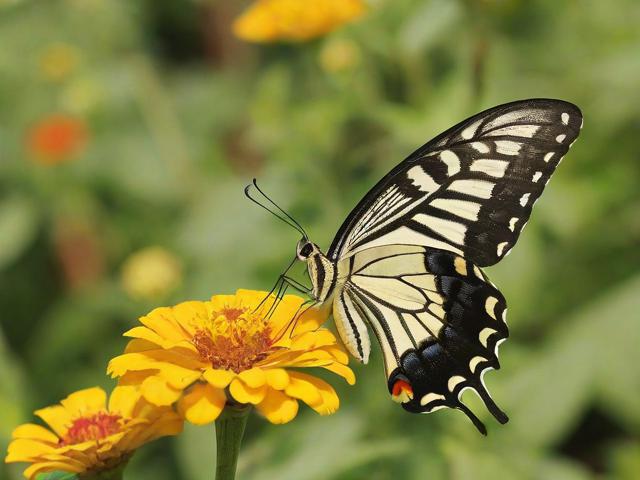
[177,383,226,425]
[108,385,140,417]
[238,367,267,388]
[141,376,182,406]
[11,424,59,443]
[203,369,236,389]
[265,368,289,390]
[287,372,340,414]
[24,461,84,478]
[6,439,56,462]
[34,406,71,437]
[256,389,299,424]
[60,387,107,416]
[229,378,267,405]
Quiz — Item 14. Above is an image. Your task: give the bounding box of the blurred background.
[1,0,639,479]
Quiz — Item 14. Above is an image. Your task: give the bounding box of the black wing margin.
[328,99,583,266]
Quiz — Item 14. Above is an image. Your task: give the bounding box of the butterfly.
[246,99,583,434]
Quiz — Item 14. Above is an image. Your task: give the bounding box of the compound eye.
[299,243,313,258]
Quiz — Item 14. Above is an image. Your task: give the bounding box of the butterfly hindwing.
[328,99,583,266]
[333,245,509,433]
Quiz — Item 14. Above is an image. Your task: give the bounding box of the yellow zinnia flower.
[5,386,182,479]
[233,0,366,43]
[107,289,355,425]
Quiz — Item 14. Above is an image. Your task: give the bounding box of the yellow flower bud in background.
[120,247,182,301]
[38,43,80,82]
[319,38,361,73]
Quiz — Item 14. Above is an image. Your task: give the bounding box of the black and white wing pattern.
[328,99,583,266]
[333,245,509,434]
[326,99,582,433]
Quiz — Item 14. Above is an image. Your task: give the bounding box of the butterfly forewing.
[328,99,583,266]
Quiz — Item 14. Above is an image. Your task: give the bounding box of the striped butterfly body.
[280,99,582,434]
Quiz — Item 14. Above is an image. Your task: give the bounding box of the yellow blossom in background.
[233,0,366,43]
[121,246,183,301]
[5,386,182,479]
[319,37,361,73]
[108,290,355,425]
[62,77,104,114]
[39,43,80,82]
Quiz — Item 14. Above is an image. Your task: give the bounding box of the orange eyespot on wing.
[391,379,414,403]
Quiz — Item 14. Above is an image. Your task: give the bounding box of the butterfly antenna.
[244,184,306,237]
[251,179,309,239]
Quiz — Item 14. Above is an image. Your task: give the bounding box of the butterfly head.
[296,238,317,261]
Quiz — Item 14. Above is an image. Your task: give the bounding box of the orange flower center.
[192,305,273,373]
[60,412,122,446]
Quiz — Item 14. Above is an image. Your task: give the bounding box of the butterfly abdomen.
[307,249,337,303]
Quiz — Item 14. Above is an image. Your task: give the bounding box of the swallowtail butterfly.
[247,99,583,434]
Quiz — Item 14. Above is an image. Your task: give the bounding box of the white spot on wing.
[471,142,490,153]
[556,134,566,143]
[479,327,497,347]
[440,150,461,176]
[470,159,509,178]
[448,375,466,392]
[430,198,481,221]
[469,356,486,373]
[561,112,570,125]
[448,179,495,199]
[496,241,508,257]
[519,193,531,207]
[486,124,540,138]
[495,140,522,156]
[461,120,482,140]
[407,166,439,193]
[508,217,518,231]
[484,109,534,129]
[532,171,542,182]
[544,152,554,162]
[485,296,498,320]
[413,214,467,245]
[420,392,445,406]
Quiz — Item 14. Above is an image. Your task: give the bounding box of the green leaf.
[36,472,78,480]
[0,195,39,269]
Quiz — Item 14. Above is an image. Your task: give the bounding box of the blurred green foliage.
[1,0,639,479]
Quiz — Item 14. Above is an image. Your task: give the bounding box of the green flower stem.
[215,405,251,480]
